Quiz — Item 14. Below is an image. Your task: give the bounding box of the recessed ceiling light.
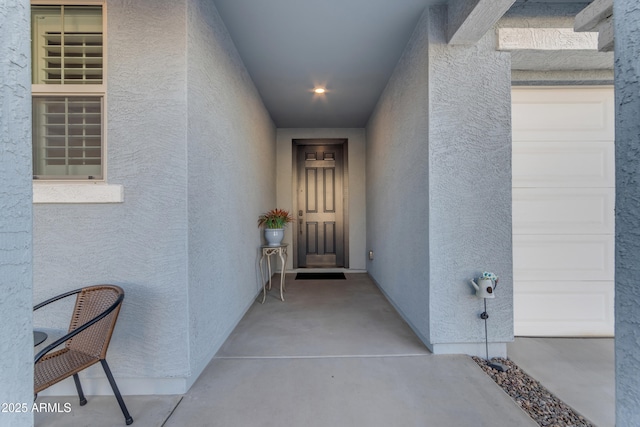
[314,88,326,94]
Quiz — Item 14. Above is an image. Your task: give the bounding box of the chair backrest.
[66,285,124,360]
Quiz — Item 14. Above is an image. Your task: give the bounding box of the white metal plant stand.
[259,244,288,303]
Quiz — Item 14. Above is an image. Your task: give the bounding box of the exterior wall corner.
[0,1,34,424]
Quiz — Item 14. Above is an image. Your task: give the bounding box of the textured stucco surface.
[0,2,34,425]
[501,3,613,82]
[276,128,366,271]
[511,69,614,86]
[498,27,599,51]
[428,6,512,350]
[366,6,513,355]
[32,0,277,395]
[614,2,640,425]
[365,8,431,345]
[186,0,276,386]
[33,0,191,393]
[508,1,589,20]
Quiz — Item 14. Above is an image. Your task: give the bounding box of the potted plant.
[258,208,294,246]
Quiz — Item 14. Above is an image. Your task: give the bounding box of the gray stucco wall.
[33,0,191,394]
[428,7,513,354]
[365,8,431,345]
[0,2,33,425]
[366,6,513,356]
[614,2,640,425]
[186,0,276,385]
[32,0,277,394]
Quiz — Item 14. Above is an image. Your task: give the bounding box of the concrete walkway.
[36,273,537,427]
[508,337,615,427]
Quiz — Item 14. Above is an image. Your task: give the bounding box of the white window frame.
[31,0,122,203]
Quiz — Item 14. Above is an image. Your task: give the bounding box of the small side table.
[259,244,288,303]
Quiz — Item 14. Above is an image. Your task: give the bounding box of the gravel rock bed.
[472,356,594,427]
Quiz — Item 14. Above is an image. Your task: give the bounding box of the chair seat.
[35,348,99,393]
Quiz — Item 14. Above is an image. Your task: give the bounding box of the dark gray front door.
[296,144,344,267]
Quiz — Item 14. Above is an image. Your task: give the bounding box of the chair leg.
[73,374,88,406]
[100,359,134,425]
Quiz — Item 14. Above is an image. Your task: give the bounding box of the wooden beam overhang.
[575,0,614,52]
[447,0,516,45]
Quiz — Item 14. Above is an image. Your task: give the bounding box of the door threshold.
[291,268,366,273]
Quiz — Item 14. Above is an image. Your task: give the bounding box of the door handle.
[299,218,303,234]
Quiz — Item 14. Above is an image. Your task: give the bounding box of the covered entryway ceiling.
[213,0,444,128]
[211,0,597,128]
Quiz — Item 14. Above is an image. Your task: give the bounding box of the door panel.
[512,142,614,188]
[297,144,344,267]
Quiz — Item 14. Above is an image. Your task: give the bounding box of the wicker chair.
[34,285,133,425]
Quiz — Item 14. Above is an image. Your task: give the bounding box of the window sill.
[33,183,124,204]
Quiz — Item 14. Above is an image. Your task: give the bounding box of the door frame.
[292,138,349,269]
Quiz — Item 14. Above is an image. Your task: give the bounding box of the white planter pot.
[264,228,284,246]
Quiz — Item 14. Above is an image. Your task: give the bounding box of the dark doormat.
[295,272,346,280]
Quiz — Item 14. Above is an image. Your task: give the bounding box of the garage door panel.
[513,141,614,187]
[513,188,614,234]
[514,235,614,281]
[513,87,615,337]
[512,87,614,141]
[514,281,614,336]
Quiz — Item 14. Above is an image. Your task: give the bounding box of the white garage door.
[512,87,615,337]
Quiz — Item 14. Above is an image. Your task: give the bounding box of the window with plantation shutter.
[33,96,102,178]
[31,3,105,180]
